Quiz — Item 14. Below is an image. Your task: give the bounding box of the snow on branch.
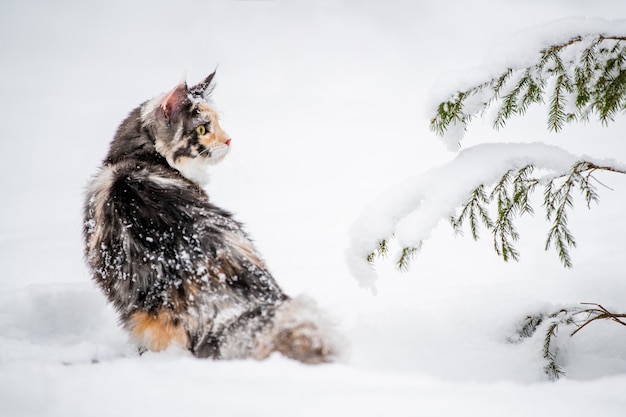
[431,33,626,150]
[509,303,626,380]
[347,143,625,291]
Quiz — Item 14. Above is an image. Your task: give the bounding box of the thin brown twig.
[570,303,626,336]
[585,163,626,175]
[586,171,615,191]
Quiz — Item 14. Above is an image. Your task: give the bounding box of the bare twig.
[571,303,626,336]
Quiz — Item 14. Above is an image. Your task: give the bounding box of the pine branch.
[543,317,566,381]
[430,92,471,136]
[547,73,573,132]
[367,239,389,264]
[507,313,545,343]
[512,164,538,215]
[544,175,577,268]
[574,37,603,112]
[542,161,625,267]
[518,69,545,116]
[509,308,576,380]
[397,245,420,272]
[450,184,493,240]
[574,161,601,208]
[494,72,525,130]
[490,169,521,262]
[452,165,537,264]
[493,68,515,97]
[449,162,623,268]
[430,35,626,138]
[364,160,623,272]
[509,303,626,380]
[594,54,626,124]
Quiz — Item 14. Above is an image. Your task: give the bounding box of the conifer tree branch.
[362,155,623,274]
[397,245,420,272]
[509,302,626,380]
[544,174,577,268]
[543,317,566,381]
[367,239,389,265]
[451,184,493,239]
[430,35,626,139]
[448,162,623,268]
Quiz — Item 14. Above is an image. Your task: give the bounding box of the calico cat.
[84,72,337,363]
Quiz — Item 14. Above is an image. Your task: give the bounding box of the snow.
[482,17,626,70]
[428,17,626,109]
[2,0,626,416]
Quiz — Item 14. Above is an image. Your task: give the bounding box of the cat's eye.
[196,125,206,136]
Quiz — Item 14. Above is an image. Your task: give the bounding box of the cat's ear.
[160,82,190,121]
[189,70,216,99]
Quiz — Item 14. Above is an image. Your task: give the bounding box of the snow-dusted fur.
[83,72,338,363]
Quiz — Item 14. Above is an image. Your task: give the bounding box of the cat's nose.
[225,139,231,146]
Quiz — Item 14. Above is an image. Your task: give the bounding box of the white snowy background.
[2,0,626,415]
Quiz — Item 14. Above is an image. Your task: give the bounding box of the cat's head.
[140,71,231,184]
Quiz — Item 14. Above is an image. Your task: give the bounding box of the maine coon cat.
[83,72,337,363]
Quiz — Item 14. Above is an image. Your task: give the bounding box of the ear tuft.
[160,82,190,120]
[189,70,216,99]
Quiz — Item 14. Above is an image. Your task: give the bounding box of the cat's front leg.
[127,309,190,352]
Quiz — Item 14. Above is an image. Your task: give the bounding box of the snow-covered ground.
[2,1,626,415]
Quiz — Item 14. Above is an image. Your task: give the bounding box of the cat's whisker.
[221,149,252,186]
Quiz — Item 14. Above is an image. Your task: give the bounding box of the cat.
[83,71,338,363]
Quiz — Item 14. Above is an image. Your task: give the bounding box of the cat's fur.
[84,72,337,363]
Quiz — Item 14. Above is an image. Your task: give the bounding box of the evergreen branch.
[510,302,626,381]
[430,91,475,136]
[544,174,576,268]
[512,164,538,215]
[367,239,389,264]
[397,245,420,272]
[594,64,626,124]
[493,70,529,129]
[451,162,622,268]
[543,318,566,381]
[518,70,545,115]
[430,35,626,138]
[547,73,573,132]
[541,302,626,380]
[541,308,580,380]
[574,37,603,112]
[490,169,522,262]
[377,239,389,258]
[540,36,583,61]
[507,313,545,343]
[574,162,600,208]
[543,161,625,267]
[531,309,576,380]
[451,184,493,240]
[492,68,515,97]
[364,160,623,272]
[452,165,536,264]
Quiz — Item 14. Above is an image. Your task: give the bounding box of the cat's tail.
[220,295,343,364]
[262,295,343,364]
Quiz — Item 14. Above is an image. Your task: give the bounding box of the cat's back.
[88,157,204,219]
[84,153,226,313]
[84,155,217,263]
